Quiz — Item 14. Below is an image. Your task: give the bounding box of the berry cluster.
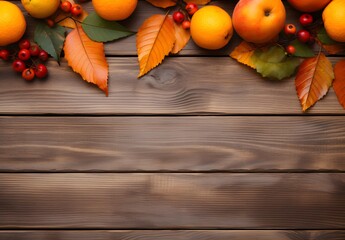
[172,3,198,30]
[284,13,315,55]
[0,39,49,81]
[60,1,83,17]
[45,1,84,27]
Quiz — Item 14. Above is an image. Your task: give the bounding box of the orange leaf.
[55,0,88,29]
[64,24,108,95]
[322,43,345,55]
[295,53,334,112]
[171,19,190,54]
[136,14,175,77]
[146,0,176,8]
[333,60,345,109]
[189,0,212,4]
[230,41,257,69]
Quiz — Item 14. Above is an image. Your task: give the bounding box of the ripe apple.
[287,0,331,12]
[232,0,286,44]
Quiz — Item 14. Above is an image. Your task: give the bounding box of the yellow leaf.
[146,0,176,8]
[333,60,345,109]
[230,41,257,69]
[171,18,191,54]
[55,0,88,29]
[189,0,212,4]
[64,24,108,95]
[136,14,175,77]
[295,53,334,112]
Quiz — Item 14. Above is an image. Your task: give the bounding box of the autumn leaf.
[55,0,88,29]
[321,43,345,55]
[82,12,134,42]
[146,0,176,8]
[333,60,345,109]
[295,53,334,111]
[137,14,175,77]
[230,41,257,69]
[290,39,315,58]
[171,19,190,54]
[189,0,212,4]
[251,45,300,80]
[64,24,108,95]
[34,21,66,62]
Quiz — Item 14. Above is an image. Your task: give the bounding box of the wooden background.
[1,1,344,239]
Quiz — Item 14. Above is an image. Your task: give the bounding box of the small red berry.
[29,45,40,57]
[299,13,313,27]
[38,50,49,62]
[18,49,31,61]
[286,45,296,55]
[12,60,26,73]
[71,4,83,17]
[0,49,10,61]
[173,11,185,24]
[35,64,48,79]
[185,3,198,16]
[46,18,55,28]
[19,39,31,49]
[22,68,35,81]
[60,1,72,12]
[297,30,311,43]
[182,20,191,30]
[284,24,296,36]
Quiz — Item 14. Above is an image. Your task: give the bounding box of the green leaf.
[251,46,300,80]
[290,39,315,58]
[34,21,66,62]
[81,12,135,42]
[317,27,337,45]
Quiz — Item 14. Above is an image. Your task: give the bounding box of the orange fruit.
[92,0,138,21]
[190,6,233,50]
[0,1,26,46]
[323,0,345,42]
[21,0,60,19]
[233,0,286,44]
[287,0,331,12]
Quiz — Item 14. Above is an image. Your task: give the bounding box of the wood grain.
[1,116,345,172]
[1,230,345,240]
[0,173,344,229]
[0,58,343,115]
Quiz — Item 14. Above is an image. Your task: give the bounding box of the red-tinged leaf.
[64,24,108,95]
[146,0,176,8]
[55,0,88,29]
[188,0,212,4]
[333,60,345,109]
[230,41,257,69]
[171,19,190,54]
[295,53,334,112]
[322,43,345,55]
[136,14,175,77]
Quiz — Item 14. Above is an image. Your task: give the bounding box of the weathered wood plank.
[1,116,345,172]
[0,173,344,229]
[0,58,343,115]
[1,230,345,240]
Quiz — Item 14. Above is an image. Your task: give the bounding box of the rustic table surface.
[1,1,345,240]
